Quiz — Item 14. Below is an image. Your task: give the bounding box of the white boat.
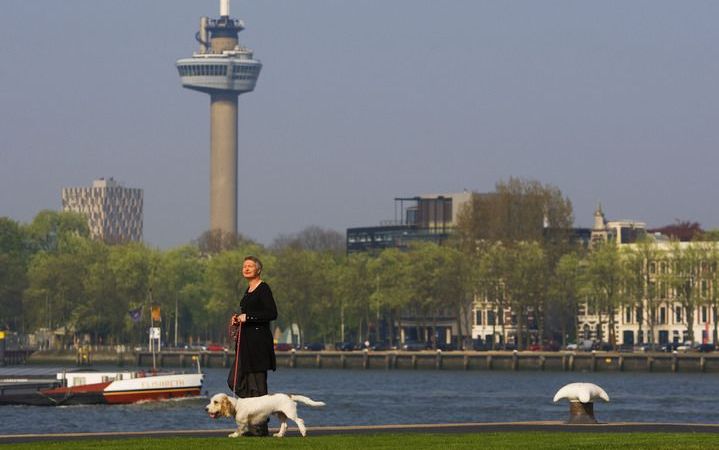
[0,362,204,406]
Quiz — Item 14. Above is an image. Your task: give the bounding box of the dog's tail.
[289,394,326,407]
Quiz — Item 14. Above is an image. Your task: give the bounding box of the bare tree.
[194,229,255,254]
[271,226,344,255]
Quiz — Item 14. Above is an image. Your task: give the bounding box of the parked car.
[698,343,716,352]
[401,340,428,351]
[437,342,457,351]
[527,343,542,352]
[542,341,561,352]
[275,343,296,352]
[662,342,680,352]
[206,343,227,352]
[472,340,491,351]
[618,343,634,353]
[676,341,699,352]
[370,342,392,351]
[593,342,614,351]
[334,342,356,351]
[640,343,664,353]
[566,340,594,351]
[303,342,325,351]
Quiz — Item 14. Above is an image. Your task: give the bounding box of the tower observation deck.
[176,0,262,236]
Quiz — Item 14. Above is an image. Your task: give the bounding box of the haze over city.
[1,0,718,248]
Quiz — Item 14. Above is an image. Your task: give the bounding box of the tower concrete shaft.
[176,1,262,237]
[210,92,238,234]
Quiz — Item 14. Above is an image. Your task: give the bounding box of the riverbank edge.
[19,349,719,373]
[3,422,719,444]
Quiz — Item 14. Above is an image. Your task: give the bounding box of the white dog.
[205,392,325,437]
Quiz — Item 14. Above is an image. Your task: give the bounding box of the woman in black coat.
[227,256,278,435]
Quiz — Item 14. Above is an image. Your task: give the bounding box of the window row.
[178,65,228,77]
[233,65,260,75]
[649,261,719,275]
[348,233,395,243]
[178,64,261,78]
[232,75,257,81]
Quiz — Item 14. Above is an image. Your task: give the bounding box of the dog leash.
[231,320,242,398]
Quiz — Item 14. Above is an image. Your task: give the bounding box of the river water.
[1,367,718,434]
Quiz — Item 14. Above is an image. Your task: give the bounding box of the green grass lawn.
[3,433,719,450]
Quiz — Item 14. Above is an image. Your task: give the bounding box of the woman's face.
[242,260,260,279]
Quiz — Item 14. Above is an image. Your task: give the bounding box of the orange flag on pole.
[151,306,161,322]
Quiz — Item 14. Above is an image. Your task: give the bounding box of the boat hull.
[103,373,204,404]
[0,381,108,406]
[0,373,203,406]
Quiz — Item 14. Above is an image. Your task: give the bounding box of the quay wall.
[18,350,719,373]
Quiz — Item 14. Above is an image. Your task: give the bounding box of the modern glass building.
[346,193,470,253]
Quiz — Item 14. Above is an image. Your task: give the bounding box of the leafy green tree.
[504,242,546,349]
[550,252,584,347]
[107,242,158,345]
[311,254,343,343]
[334,253,373,344]
[478,243,510,349]
[405,243,450,348]
[154,245,208,346]
[697,229,719,242]
[664,241,703,343]
[367,248,414,346]
[24,234,96,344]
[25,210,89,252]
[452,246,479,350]
[623,238,660,344]
[271,248,334,345]
[0,218,29,330]
[583,242,627,346]
[703,244,719,344]
[74,241,124,344]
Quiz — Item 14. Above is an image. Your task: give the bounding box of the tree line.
[3,178,717,350]
[0,210,475,348]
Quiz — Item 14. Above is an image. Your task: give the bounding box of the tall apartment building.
[62,178,143,243]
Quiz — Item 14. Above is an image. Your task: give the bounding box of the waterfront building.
[472,205,719,348]
[62,178,143,243]
[577,239,719,347]
[347,192,471,253]
[579,205,717,346]
[176,0,262,236]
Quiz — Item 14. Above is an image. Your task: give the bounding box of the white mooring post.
[553,382,610,424]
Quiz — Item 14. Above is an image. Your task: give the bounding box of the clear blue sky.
[1,1,718,247]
